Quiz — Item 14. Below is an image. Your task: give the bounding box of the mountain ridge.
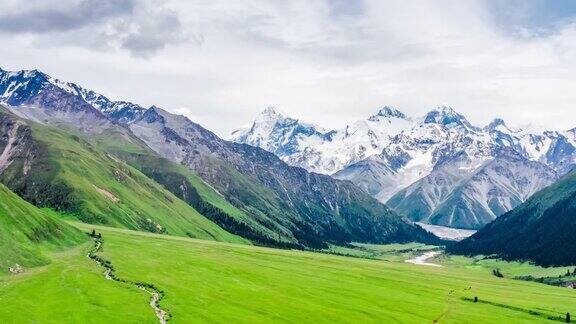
[232,105,575,229]
[0,67,438,248]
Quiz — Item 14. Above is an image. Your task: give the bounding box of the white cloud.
[0,0,574,135]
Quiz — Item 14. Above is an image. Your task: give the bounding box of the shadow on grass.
[461,297,567,322]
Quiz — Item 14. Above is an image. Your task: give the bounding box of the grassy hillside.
[70,122,296,248]
[91,123,410,249]
[0,183,85,273]
[2,223,576,323]
[449,170,576,266]
[115,152,288,247]
[0,109,245,244]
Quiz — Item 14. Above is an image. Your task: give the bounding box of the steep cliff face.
[0,112,35,175]
[0,106,76,212]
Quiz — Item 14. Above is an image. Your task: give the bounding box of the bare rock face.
[0,110,37,176]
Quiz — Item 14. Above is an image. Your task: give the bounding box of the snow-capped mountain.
[0,68,146,129]
[336,107,496,201]
[231,106,329,158]
[0,67,438,247]
[230,106,413,174]
[233,105,575,229]
[2,66,574,230]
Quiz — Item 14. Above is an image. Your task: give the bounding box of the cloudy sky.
[1,0,575,136]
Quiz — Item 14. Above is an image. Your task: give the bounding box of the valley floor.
[1,223,576,323]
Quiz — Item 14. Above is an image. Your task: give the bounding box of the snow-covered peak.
[258,106,286,120]
[21,69,44,79]
[230,106,327,157]
[422,106,473,129]
[0,68,43,82]
[0,67,147,124]
[369,106,407,121]
[0,68,51,104]
[231,104,419,174]
[567,128,576,142]
[484,118,518,135]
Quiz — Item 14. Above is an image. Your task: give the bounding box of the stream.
[88,236,169,324]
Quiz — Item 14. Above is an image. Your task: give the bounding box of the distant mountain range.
[0,67,437,248]
[231,106,576,229]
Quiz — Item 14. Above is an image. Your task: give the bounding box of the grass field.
[436,254,576,279]
[1,222,576,323]
[325,242,439,261]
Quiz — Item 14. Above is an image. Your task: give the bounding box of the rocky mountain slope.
[448,169,576,266]
[0,67,438,248]
[233,106,575,229]
[125,107,437,248]
[0,106,245,243]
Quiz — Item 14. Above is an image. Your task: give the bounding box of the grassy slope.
[0,244,155,323]
[69,120,286,246]
[2,223,576,323]
[1,116,245,244]
[115,152,284,244]
[67,121,289,245]
[437,254,576,278]
[0,183,85,273]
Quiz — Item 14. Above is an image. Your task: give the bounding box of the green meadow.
[1,222,576,323]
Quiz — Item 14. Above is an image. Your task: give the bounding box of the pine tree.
[566,312,570,323]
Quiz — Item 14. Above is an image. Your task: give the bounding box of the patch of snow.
[416,222,476,241]
[405,251,443,267]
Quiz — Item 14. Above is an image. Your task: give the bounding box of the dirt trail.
[88,236,169,323]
